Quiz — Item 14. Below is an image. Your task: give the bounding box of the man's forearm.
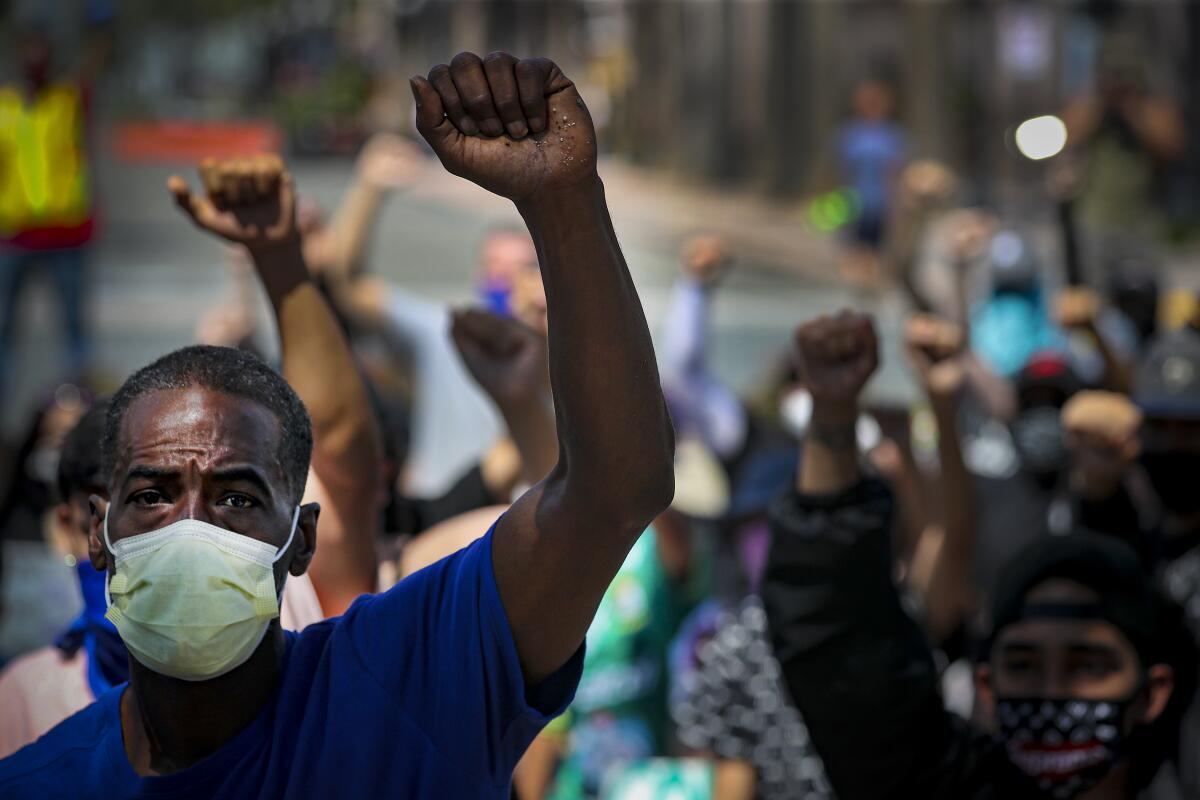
[326,180,386,280]
[501,402,560,490]
[799,406,861,496]
[517,178,674,525]
[253,241,378,466]
[252,240,380,596]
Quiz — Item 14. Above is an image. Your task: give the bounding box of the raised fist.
[905,313,965,400]
[793,311,879,411]
[1061,390,1142,493]
[1061,390,1142,452]
[681,234,732,286]
[943,209,996,265]
[356,132,426,191]
[899,159,957,211]
[168,154,295,252]
[1055,286,1101,330]
[451,308,550,411]
[410,52,597,203]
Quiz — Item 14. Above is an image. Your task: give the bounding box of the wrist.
[515,176,605,224]
[248,236,309,300]
[810,400,858,430]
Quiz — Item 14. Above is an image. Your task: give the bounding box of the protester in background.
[833,78,908,286]
[0,24,108,392]
[661,234,749,472]
[0,52,674,797]
[763,309,1187,799]
[970,229,1067,380]
[901,314,978,649]
[0,385,90,662]
[1057,390,1156,562]
[1061,37,1185,248]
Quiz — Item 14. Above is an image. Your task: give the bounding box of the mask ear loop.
[272,506,301,564]
[102,507,114,608]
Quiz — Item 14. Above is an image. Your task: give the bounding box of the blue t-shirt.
[0,529,583,798]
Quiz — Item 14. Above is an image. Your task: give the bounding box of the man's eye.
[1003,658,1038,675]
[1071,658,1116,678]
[131,490,167,506]
[218,494,257,509]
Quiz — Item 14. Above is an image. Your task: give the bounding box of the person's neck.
[1077,760,1132,800]
[119,626,284,776]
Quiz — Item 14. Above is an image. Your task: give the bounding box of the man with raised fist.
[0,52,674,799]
[763,311,1180,800]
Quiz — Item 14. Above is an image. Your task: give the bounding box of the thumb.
[167,175,204,225]
[410,76,452,149]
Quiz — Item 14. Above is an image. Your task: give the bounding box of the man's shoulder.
[0,686,119,791]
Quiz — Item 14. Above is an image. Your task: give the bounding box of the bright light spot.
[1015,115,1068,161]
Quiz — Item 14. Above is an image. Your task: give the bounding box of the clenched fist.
[905,313,965,400]
[793,311,879,412]
[1055,286,1101,330]
[681,234,732,286]
[410,52,597,204]
[1061,390,1142,495]
[451,309,550,411]
[167,154,296,253]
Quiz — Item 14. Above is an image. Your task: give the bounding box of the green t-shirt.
[547,529,680,798]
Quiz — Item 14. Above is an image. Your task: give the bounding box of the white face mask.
[103,507,299,682]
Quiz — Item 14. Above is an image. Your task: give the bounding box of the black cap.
[990,533,1160,665]
[1135,329,1200,420]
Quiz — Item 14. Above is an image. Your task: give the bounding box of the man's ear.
[1140,664,1175,726]
[88,495,109,571]
[289,501,320,577]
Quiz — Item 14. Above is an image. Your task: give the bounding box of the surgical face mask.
[996,695,1133,799]
[103,507,299,682]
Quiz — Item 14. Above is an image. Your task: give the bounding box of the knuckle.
[484,51,513,67]
[451,51,481,68]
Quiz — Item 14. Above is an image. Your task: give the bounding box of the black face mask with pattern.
[996,693,1137,799]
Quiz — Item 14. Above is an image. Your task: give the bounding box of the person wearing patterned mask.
[763,309,1189,800]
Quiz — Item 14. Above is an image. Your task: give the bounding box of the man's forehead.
[116,387,283,476]
[996,617,1130,654]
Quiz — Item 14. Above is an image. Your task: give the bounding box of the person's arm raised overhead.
[411,52,675,684]
[308,132,426,283]
[763,311,980,800]
[452,309,558,490]
[168,156,382,614]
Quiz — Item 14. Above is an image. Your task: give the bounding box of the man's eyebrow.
[124,465,178,483]
[998,642,1039,655]
[1065,642,1121,658]
[211,466,275,497]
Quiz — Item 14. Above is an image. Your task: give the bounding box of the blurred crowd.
[1,14,1200,800]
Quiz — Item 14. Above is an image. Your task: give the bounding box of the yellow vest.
[0,83,91,235]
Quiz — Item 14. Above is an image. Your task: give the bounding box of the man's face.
[978,580,1168,728]
[511,267,547,335]
[853,80,893,122]
[478,232,538,288]
[89,387,310,581]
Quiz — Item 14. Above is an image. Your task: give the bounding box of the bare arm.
[168,157,382,615]
[919,362,977,643]
[307,133,425,282]
[412,53,674,684]
[451,310,559,490]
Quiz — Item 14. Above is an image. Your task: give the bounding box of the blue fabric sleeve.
[340,525,583,787]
